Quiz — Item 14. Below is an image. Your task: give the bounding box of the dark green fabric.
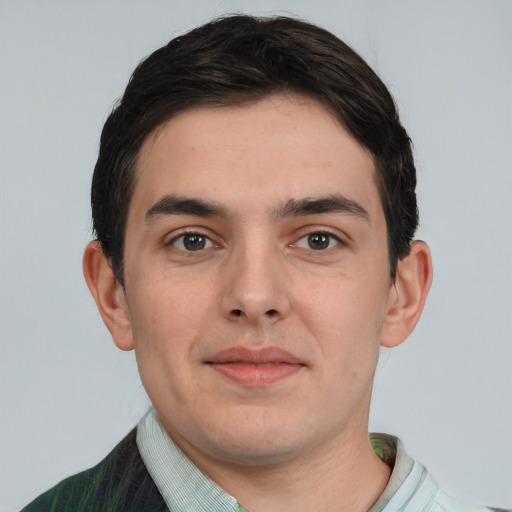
[21,429,169,512]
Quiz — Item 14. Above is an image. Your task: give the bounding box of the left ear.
[381,241,433,348]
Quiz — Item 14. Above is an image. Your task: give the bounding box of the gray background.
[1,1,511,510]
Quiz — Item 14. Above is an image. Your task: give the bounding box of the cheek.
[130,295,183,384]
[296,272,389,361]
[127,278,207,409]
[131,268,212,326]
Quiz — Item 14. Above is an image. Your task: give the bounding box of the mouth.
[205,346,305,386]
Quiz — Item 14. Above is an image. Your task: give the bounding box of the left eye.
[170,233,215,251]
[295,232,340,251]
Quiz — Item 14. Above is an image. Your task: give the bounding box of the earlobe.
[82,241,135,351]
[381,241,433,348]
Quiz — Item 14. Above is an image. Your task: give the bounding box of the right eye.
[169,233,215,252]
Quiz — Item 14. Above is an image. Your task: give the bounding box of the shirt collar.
[368,433,424,511]
[136,408,243,512]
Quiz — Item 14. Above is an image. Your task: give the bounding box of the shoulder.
[20,429,168,512]
[432,490,511,512]
[370,434,510,512]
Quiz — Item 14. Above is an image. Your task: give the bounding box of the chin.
[196,414,321,468]
[210,436,303,468]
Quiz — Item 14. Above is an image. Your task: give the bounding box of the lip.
[206,346,305,387]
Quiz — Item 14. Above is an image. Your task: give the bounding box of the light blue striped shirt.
[136,408,502,512]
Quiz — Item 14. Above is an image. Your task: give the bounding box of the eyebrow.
[145,195,228,222]
[274,194,369,222]
[144,193,369,223]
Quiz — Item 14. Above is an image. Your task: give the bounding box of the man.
[21,14,507,512]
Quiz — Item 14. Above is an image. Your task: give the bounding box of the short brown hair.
[92,15,417,284]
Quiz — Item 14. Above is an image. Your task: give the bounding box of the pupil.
[184,234,206,250]
[308,233,329,250]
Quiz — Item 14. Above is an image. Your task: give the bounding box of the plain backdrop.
[1,1,511,510]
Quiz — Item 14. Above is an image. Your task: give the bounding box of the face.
[119,95,396,468]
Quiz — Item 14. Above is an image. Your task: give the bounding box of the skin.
[84,94,432,511]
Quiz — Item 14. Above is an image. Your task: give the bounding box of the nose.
[220,241,291,325]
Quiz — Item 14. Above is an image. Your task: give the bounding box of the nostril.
[228,308,281,320]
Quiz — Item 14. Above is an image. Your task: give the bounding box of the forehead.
[132,94,380,220]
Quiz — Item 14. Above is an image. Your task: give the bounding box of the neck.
[170,420,391,512]
[221,431,390,512]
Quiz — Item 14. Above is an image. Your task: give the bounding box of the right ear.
[82,241,134,351]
